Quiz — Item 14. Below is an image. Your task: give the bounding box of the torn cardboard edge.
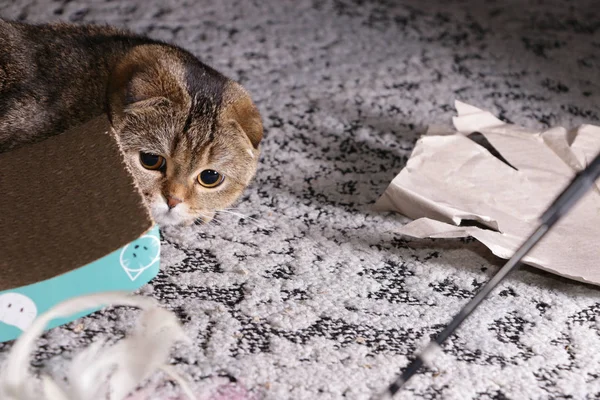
[0,117,159,342]
[375,101,600,286]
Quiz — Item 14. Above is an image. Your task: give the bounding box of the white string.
[0,292,196,400]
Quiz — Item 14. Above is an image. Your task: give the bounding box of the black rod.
[379,151,600,398]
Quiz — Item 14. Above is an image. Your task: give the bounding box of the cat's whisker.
[220,208,262,223]
[216,209,264,228]
[218,210,258,223]
[193,210,221,227]
[195,219,218,227]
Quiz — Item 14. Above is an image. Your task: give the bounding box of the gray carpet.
[1,1,600,399]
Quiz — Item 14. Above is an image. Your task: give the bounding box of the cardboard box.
[0,118,160,342]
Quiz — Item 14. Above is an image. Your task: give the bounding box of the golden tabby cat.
[0,20,263,226]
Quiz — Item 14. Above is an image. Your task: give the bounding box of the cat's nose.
[166,196,183,209]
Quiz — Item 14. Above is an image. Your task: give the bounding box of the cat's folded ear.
[221,83,263,149]
[107,45,189,127]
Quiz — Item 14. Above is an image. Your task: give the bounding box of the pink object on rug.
[124,382,256,400]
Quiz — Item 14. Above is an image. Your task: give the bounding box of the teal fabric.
[0,225,160,343]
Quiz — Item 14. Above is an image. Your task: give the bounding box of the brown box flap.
[0,117,153,290]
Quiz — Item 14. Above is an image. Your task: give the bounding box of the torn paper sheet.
[375,101,600,286]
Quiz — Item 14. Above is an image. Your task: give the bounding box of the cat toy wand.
[379,150,600,399]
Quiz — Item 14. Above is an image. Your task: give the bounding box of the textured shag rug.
[1,1,599,399]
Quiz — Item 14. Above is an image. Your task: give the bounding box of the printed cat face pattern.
[0,293,37,331]
[120,234,161,281]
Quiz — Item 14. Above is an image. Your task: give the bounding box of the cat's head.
[107,45,262,226]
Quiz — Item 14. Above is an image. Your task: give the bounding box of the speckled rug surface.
[1,1,599,399]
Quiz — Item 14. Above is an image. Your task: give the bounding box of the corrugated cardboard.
[0,116,158,345]
[0,117,153,290]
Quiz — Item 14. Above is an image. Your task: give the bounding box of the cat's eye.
[140,152,166,171]
[198,170,224,188]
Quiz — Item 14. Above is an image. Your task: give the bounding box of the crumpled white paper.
[0,292,195,400]
[376,101,600,285]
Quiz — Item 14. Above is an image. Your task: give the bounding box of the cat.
[0,20,263,227]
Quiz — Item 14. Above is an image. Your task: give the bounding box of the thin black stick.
[379,151,600,398]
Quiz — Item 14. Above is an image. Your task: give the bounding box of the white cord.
[0,292,195,400]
